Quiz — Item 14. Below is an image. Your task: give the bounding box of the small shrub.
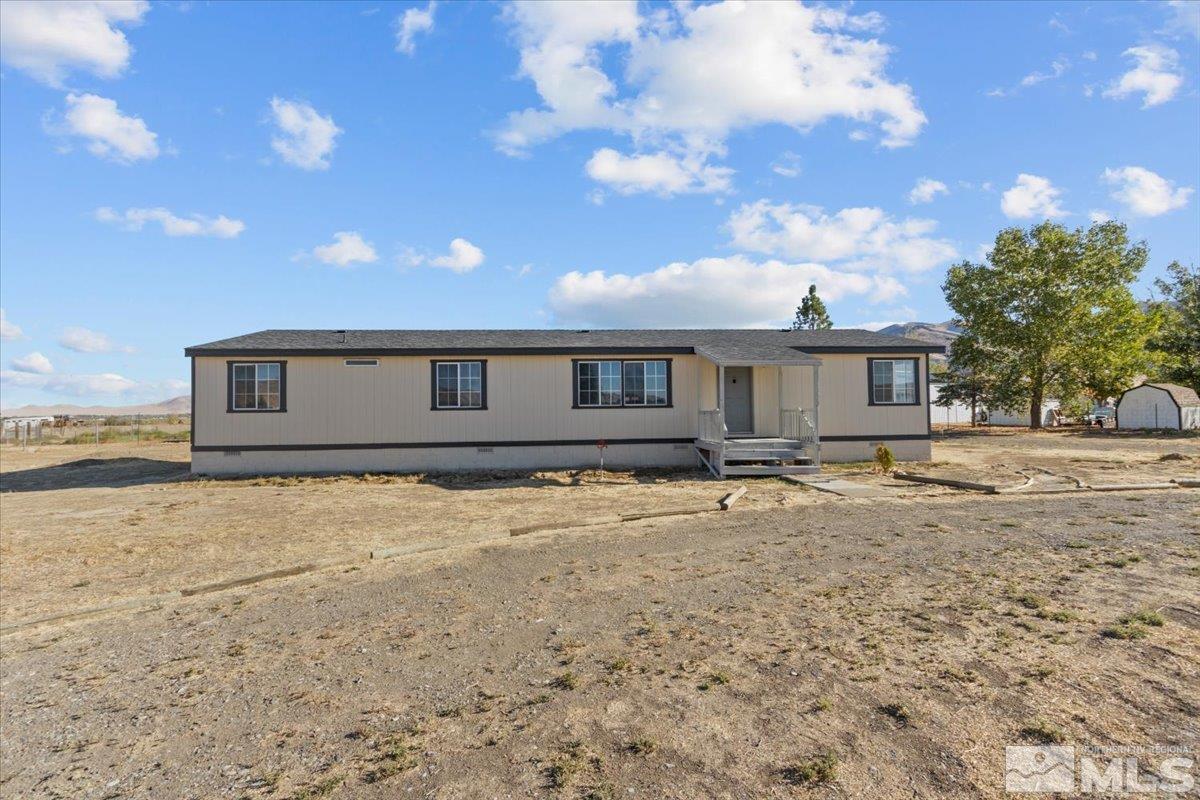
[1119,610,1164,627]
[607,657,633,673]
[1013,592,1047,610]
[363,736,416,783]
[1020,720,1066,745]
[626,737,657,755]
[873,445,895,474]
[698,670,731,690]
[1101,623,1147,640]
[781,752,838,786]
[552,671,579,691]
[879,702,912,726]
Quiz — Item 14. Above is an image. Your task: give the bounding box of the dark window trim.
[571,358,673,409]
[430,360,488,411]
[866,357,920,407]
[226,360,287,413]
[925,354,932,435]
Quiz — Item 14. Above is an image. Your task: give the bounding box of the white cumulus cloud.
[310,231,378,267]
[59,326,121,353]
[1,370,137,396]
[269,97,341,170]
[51,93,159,164]
[497,1,925,194]
[0,309,24,341]
[1160,1,1200,40]
[95,206,245,238]
[1103,45,1183,108]
[429,238,485,273]
[1000,174,1066,219]
[547,254,903,328]
[585,148,732,197]
[907,178,948,204]
[1102,166,1193,217]
[10,352,53,375]
[396,1,436,55]
[0,0,149,87]
[726,200,958,274]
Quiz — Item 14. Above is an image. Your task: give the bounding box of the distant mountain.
[875,321,961,362]
[1,395,190,418]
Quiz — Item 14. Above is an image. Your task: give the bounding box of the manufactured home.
[184,329,944,477]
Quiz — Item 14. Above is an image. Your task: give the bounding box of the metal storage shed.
[1116,383,1200,430]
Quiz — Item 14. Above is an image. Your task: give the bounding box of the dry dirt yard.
[1,430,1198,798]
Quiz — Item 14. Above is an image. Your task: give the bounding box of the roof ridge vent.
[334,329,347,343]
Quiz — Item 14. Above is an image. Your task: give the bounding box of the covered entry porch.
[693,342,821,477]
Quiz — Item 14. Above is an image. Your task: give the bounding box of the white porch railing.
[698,409,725,442]
[782,408,817,445]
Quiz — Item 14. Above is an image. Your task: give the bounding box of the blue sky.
[1,0,1197,408]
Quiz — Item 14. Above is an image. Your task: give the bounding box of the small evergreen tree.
[792,285,832,330]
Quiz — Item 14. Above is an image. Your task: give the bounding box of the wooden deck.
[694,437,820,478]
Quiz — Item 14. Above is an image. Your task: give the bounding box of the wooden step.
[723,448,810,460]
[721,464,821,476]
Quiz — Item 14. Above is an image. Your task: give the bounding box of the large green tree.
[1149,261,1200,391]
[942,221,1153,428]
[792,284,832,330]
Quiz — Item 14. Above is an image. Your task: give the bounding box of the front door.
[723,367,753,435]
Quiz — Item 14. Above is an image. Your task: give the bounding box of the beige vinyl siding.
[194,354,700,448]
[811,354,929,437]
[193,350,930,451]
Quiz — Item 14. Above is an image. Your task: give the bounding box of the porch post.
[813,362,821,467]
[777,365,784,438]
[717,363,726,439]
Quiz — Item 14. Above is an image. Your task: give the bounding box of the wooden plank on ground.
[719,486,747,510]
[509,516,622,537]
[783,475,898,497]
[891,471,998,493]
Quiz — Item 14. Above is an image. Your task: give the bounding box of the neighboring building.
[1116,383,1200,430]
[986,401,1062,427]
[929,382,976,426]
[184,329,944,476]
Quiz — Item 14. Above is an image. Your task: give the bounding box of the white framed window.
[623,360,668,406]
[230,362,284,411]
[575,359,671,408]
[432,361,485,409]
[869,358,918,405]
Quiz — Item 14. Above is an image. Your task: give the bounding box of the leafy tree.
[934,333,1009,426]
[792,285,832,330]
[1149,261,1200,391]
[1074,289,1161,404]
[942,221,1152,429]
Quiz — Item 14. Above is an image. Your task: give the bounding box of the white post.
[717,364,726,441]
[778,366,784,439]
[813,363,821,467]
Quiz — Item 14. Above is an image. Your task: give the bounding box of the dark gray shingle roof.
[184,328,944,357]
